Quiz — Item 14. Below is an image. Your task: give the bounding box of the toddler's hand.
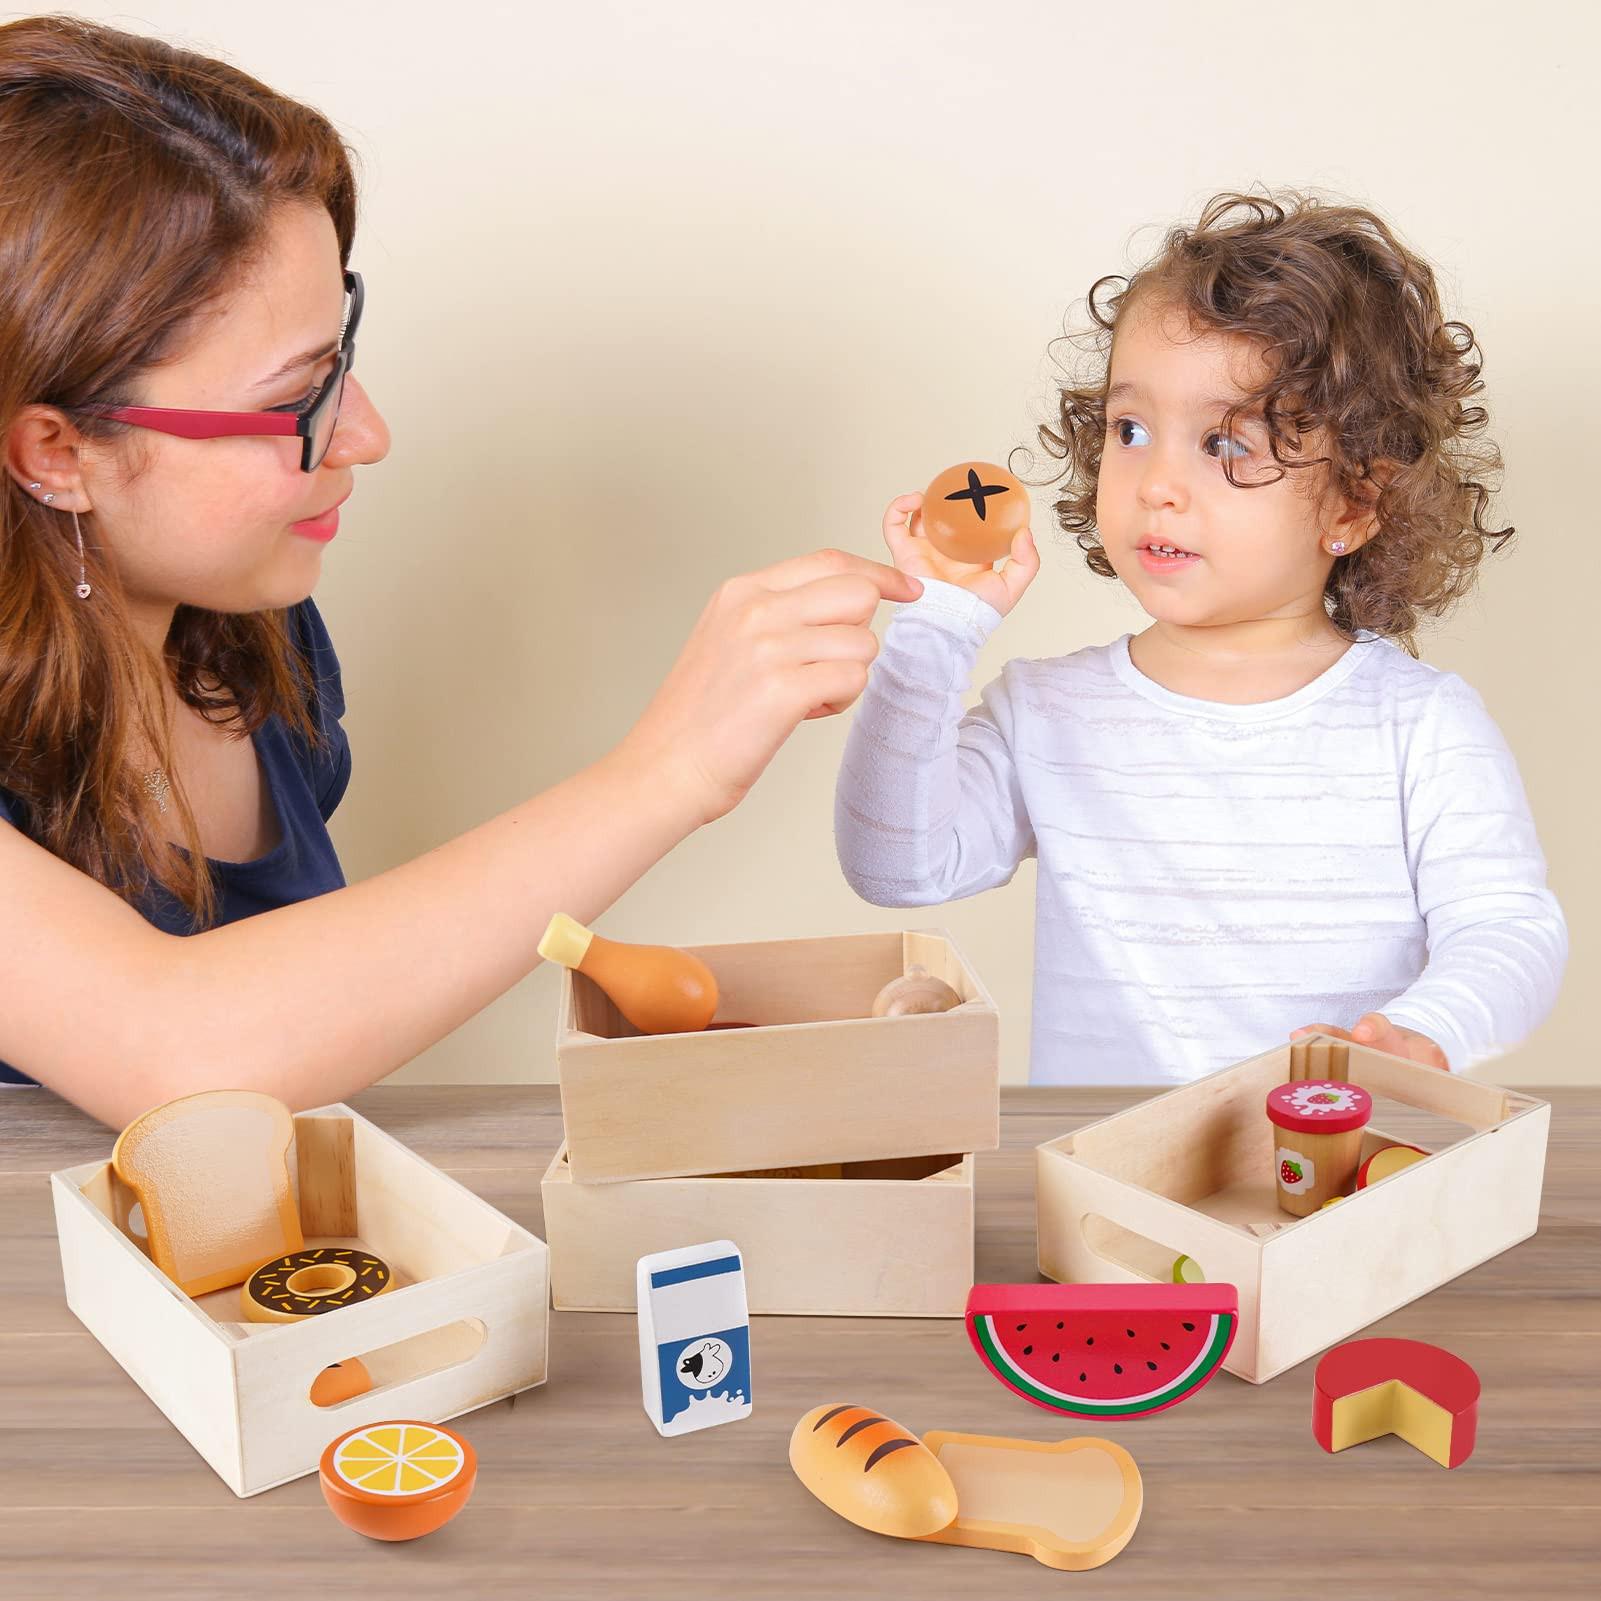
[881,491,1039,619]
[1290,1013,1449,1071]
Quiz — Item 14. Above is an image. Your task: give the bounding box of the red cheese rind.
[1312,1338,1480,1467]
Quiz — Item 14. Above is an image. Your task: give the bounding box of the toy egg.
[921,461,1030,565]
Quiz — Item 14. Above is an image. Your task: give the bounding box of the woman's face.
[1094,298,1356,631]
[58,201,389,619]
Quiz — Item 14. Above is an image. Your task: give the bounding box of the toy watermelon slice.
[966,1282,1238,1419]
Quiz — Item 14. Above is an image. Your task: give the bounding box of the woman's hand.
[1290,1013,1449,1071]
[618,548,922,827]
[881,491,1040,618]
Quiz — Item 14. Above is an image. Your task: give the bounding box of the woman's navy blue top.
[0,598,352,1087]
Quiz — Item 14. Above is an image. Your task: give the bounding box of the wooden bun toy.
[311,1358,374,1408]
[869,963,963,1018]
[1266,1079,1373,1216]
[966,1282,1237,1418]
[1356,1142,1430,1188]
[320,1420,477,1540]
[918,1430,1143,1571]
[539,913,719,1035]
[920,461,1030,565]
[789,1404,957,1539]
[111,1090,303,1296]
[241,1245,394,1324]
[1312,1337,1480,1468]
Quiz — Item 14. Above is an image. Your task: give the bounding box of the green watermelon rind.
[973,1309,1234,1417]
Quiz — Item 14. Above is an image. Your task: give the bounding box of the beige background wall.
[59,1,1596,1085]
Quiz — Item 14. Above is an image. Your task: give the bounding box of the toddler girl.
[834,190,1566,1084]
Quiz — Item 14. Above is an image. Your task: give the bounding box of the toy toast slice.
[915,1430,1142,1571]
[111,1090,303,1295]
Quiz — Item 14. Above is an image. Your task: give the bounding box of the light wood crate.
[541,1142,975,1316]
[50,1102,549,1497]
[1036,1033,1549,1384]
[554,928,999,1183]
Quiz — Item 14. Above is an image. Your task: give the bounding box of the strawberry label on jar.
[1277,1147,1314,1194]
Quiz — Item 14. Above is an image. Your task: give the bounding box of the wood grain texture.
[2,1086,1597,1598]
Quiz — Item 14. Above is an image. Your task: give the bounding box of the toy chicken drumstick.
[538,914,719,1035]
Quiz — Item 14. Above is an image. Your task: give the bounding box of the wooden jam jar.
[1266,1080,1374,1216]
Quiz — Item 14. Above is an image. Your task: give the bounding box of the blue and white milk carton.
[636,1240,752,1437]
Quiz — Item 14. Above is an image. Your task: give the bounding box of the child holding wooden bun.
[835,190,1566,1085]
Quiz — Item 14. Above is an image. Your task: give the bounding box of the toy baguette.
[789,1404,957,1538]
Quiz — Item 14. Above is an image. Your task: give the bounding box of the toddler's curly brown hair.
[1033,189,1513,653]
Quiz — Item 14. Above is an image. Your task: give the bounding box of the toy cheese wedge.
[1312,1337,1480,1468]
[111,1089,302,1296]
[917,1431,1142,1570]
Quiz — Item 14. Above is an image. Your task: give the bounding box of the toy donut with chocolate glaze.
[921,461,1030,565]
[241,1245,395,1324]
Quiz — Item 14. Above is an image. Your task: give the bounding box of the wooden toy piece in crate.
[542,1143,974,1316]
[1035,1033,1549,1384]
[552,928,1000,1183]
[50,1103,549,1497]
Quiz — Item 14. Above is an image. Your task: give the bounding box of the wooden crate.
[1036,1034,1549,1384]
[50,1102,549,1497]
[553,928,999,1183]
[541,1142,974,1316]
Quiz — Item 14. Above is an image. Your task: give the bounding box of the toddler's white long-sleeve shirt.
[834,579,1567,1084]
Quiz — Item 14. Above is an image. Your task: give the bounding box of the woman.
[0,16,918,1127]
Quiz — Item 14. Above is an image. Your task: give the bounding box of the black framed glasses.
[73,270,364,473]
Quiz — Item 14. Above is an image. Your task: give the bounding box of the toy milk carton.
[636,1240,752,1437]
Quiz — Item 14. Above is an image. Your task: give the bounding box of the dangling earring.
[71,508,91,599]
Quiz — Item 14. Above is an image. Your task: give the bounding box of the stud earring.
[1328,540,1348,555]
[27,481,41,492]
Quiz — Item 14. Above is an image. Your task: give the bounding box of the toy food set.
[1266,1079,1374,1215]
[965,1282,1238,1418]
[320,1420,478,1540]
[538,913,719,1035]
[550,928,998,1183]
[919,461,1031,565]
[51,1098,548,1497]
[637,1240,752,1436]
[1036,1033,1548,1382]
[111,1090,304,1295]
[1312,1337,1480,1468]
[790,1403,1142,1571]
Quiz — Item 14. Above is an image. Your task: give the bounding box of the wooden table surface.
[2,1085,1596,1598]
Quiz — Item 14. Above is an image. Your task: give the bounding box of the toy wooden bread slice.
[539,912,719,1035]
[789,1404,957,1538]
[916,1431,1142,1571]
[920,461,1030,565]
[111,1090,303,1296]
[1313,1337,1480,1467]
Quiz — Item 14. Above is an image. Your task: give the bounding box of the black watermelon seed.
[1182,1322,1195,1331]
[1056,1321,1064,1330]
[1147,1361,1158,1371]
[1113,1363,1123,1375]
[1086,1336,1094,1346]
[1052,1353,1060,1362]
[1126,1328,1135,1338]
[1079,1373,1087,1383]
[1016,1323,1026,1332]
[1023,1345,1033,1356]
[1161,1342,1170,1351]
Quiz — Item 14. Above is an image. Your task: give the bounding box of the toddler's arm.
[834,578,1035,906]
[1381,676,1568,1070]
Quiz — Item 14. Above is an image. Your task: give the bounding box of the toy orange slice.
[319,1421,477,1541]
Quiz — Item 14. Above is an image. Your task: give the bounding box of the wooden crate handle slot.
[1081,1213,1207,1286]
[305,1316,488,1410]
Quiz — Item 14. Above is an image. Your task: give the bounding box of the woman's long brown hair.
[0,15,360,928]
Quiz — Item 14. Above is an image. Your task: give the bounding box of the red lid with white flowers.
[1265,1080,1373,1134]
